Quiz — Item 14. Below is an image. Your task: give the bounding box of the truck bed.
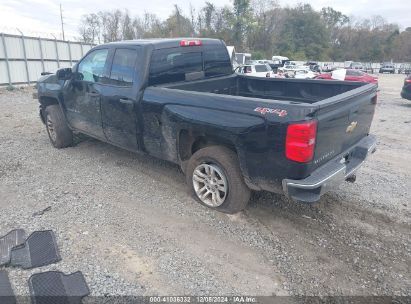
[145,73,377,182]
[163,74,368,104]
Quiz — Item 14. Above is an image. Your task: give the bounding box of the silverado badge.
[346,121,358,133]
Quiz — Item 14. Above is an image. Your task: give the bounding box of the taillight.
[285,120,317,163]
[405,79,411,83]
[180,40,202,47]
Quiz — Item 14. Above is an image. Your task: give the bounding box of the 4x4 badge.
[254,107,287,117]
[346,121,358,133]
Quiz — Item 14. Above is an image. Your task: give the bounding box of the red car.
[315,69,378,84]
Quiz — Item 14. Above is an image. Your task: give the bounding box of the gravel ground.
[0,74,410,298]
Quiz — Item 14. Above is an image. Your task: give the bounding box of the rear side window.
[203,45,232,77]
[149,49,202,86]
[148,43,232,86]
[109,49,138,86]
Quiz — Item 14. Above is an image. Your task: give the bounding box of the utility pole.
[60,3,65,40]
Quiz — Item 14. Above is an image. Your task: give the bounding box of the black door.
[101,48,140,151]
[64,48,109,139]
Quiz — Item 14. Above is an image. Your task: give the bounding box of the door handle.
[119,98,133,104]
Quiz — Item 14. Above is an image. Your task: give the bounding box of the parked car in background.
[235,52,251,65]
[254,60,273,64]
[271,55,289,66]
[398,64,411,74]
[279,61,309,73]
[252,60,281,72]
[267,63,281,73]
[379,63,395,74]
[294,70,318,79]
[235,64,273,77]
[344,61,353,68]
[349,62,365,71]
[305,61,321,73]
[401,75,411,100]
[315,69,378,84]
[321,63,334,72]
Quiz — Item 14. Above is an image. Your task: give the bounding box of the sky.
[0,0,409,40]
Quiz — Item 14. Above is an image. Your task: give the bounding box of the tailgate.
[312,83,377,169]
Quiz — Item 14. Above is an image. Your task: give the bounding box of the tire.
[186,145,251,214]
[45,104,73,148]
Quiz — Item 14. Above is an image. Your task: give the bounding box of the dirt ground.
[0,74,410,297]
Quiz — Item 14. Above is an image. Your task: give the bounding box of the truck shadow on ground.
[73,134,397,221]
[73,134,398,227]
[72,134,410,244]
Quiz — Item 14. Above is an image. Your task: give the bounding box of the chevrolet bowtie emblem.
[346,121,358,133]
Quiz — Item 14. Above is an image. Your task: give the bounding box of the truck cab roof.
[103,38,225,49]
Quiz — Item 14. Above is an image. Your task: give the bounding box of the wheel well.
[178,129,236,162]
[39,96,59,107]
[39,96,59,123]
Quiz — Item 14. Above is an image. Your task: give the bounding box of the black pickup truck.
[36,38,377,213]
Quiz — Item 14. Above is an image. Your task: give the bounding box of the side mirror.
[56,68,73,80]
[72,72,84,81]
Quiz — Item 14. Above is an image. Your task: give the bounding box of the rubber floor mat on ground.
[9,230,61,269]
[29,271,90,304]
[0,229,26,266]
[0,271,16,304]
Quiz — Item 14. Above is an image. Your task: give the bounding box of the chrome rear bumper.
[282,135,377,203]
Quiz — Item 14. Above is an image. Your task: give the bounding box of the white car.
[235,64,274,78]
[294,70,318,79]
[272,55,289,64]
[278,62,309,73]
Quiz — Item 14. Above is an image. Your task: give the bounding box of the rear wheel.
[186,146,251,214]
[45,104,73,148]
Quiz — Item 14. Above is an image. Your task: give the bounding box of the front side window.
[78,49,109,83]
[109,49,138,86]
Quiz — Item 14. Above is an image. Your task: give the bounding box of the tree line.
[78,0,411,62]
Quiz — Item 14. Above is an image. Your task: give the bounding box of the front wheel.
[45,104,73,148]
[186,146,251,214]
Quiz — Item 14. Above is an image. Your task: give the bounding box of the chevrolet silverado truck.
[36,38,377,213]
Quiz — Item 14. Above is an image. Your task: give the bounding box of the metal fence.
[0,33,94,86]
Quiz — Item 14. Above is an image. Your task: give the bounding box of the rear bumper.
[282,135,377,203]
